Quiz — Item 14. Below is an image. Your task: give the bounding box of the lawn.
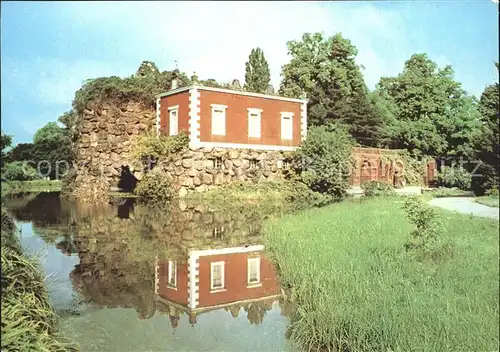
[475,195,499,208]
[264,196,499,351]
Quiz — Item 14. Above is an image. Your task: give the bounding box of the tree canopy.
[244,48,271,94]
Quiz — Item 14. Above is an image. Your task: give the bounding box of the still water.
[4,192,295,352]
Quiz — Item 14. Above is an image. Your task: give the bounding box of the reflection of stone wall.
[158,148,293,197]
[73,102,155,201]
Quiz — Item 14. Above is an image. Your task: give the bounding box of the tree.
[471,62,499,195]
[5,143,35,163]
[279,33,386,146]
[244,48,271,94]
[1,131,12,168]
[376,53,482,157]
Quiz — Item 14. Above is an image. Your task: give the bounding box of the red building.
[155,245,280,321]
[156,85,308,151]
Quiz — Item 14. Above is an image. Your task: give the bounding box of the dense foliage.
[132,130,189,165]
[2,161,39,181]
[244,47,271,94]
[134,167,175,206]
[292,124,354,199]
[436,165,472,190]
[361,180,395,197]
[1,130,12,168]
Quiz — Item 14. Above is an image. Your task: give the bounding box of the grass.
[264,196,499,351]
[421,187,474,198]
[475,195,499,208]
[1,209,78,351]
[1,179,62,195]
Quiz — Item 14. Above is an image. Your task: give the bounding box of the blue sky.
[1,1,498,144]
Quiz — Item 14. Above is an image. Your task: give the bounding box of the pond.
[3,192,296,352]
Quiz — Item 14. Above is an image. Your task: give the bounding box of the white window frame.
[281,112,294,140]
[167,260,177,289]
[168,105,179,136]
[210,261,225,291]
[247,257,261,286]
[247,108,262,138]
[211,104,227,136]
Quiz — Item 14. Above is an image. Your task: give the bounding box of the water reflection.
[3,192,288,334]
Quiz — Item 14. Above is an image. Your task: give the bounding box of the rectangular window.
[247,108,262,138]
[247,257,261,286]
[214,157,223,170]
[211,261,225,291]
[167,260,177,288]
[213,226,225,239]
[168,105,179,136]
[211,104,227,136]
[281,112,294,140]
[283,160,290,171]
[249,159,258,169]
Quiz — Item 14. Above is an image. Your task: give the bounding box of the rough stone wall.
[158,147,294,197]
[72,102,155,201]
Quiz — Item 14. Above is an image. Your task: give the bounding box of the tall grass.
[1,209,78,351]
[264,197,499,351]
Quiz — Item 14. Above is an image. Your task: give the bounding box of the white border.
[155,98,161,136]
[156,84,308,104]
[247,257,261,286]
[191,141,297,151]
[188,253,199,309]
[168,105,179,136]
[188,88,201,145]
[301,102,307,141]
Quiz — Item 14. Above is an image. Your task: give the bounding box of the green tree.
[1,131,12,168]
[471,62,499,195]
[376,53,482,157]
[5,143,35,163]
[279,32,385,146]
[244,48,271,93]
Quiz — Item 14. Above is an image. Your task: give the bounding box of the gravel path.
[428,197,499,220]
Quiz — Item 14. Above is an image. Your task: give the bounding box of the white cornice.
[156,85,308,104]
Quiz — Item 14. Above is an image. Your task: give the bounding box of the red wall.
[159,92,190,136]
[157,261,188,306]
[199,90,302,147]
[197,253,280,308]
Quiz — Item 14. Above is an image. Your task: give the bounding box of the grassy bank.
[475,195,499,208]
[1,209,78,351]
[1,179,62,195]
[264,196,499,351]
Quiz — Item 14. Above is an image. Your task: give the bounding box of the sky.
[1,1,498,144]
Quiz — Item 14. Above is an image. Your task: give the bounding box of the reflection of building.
[156,245,280,325]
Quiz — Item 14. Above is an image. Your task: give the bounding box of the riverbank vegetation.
[264,196,499,351]
[1,179,62,196]
[1,209,78,351]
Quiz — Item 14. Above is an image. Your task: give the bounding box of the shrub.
[2,161,39,181]
[436,165,472,190]
[485,185,499,196]
[132,131,189,165]
[134,167,175,206]
[402,196,443,254]
[361,180,395,197]
[292,125,354,199]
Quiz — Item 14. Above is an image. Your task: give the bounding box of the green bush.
[436,165,472,190]
[292,125,354,199]
[134,167,175,206]
[2,161,39,181]
[361,180,395,197]
[132,131,189,164]
[402,196,443,255]
[485,185,499,196]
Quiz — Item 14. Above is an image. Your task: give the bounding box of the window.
[247,108,262,138]
[168,105,179,136]
[214,157,223,170]
[213,226,225,239]
[211,104,227,136]
[247,257,261,286]
[283,160,290,171]
[210,261,225,291]
[167,260,177,288]
[249,159,258,169]
[281,112,294,140]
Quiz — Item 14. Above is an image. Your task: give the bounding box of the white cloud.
[63,1,412,90]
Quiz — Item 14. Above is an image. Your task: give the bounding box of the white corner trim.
[156,84,308,104]
[155,256,159,296]
[191,141,297,151]
[211,104,228,110]
[168,105,179,111]
[247,107,263,113]
[188,253,200,309]
[190,245,265,258]
[301,102,307,141]
[188,88,201,146]
[155,98,161,136]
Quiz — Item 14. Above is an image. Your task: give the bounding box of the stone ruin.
[71,100,293,202]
